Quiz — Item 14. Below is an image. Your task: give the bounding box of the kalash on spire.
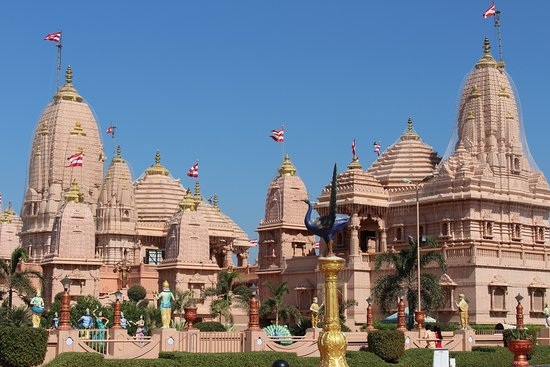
[21,65,105,262]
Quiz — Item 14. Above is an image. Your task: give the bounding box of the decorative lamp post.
[366,296,374,331]
[58,275,72,331]
[515,293,524,330]
[402,174,434,330]
[247,283,261,331]
[397,289,407,332]
[112,290,123,329]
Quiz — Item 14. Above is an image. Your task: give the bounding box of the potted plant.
[174,289,198,330]
[503,328,534,367]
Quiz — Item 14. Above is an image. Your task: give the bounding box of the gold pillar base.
[318,256,349,367]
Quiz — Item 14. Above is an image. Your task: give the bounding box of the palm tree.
[260,281,300,326]
[373,236,447,328]
[0,247,44,308]
[203,270,248,325]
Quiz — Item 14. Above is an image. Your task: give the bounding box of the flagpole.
[57,30,63,90]
[494,5,504,63]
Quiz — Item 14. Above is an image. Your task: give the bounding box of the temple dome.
[258,155,309,230]
[97,146,136,235]
[134,151,186,233]
[367,118,440,188]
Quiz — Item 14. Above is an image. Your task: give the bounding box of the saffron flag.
[66,151,84,167]
[352,138,356,157]
[373,141,381,156]
[187,162,199,178]
[44,31,61,43]
[270,127,284,142]
[483,3,496,18]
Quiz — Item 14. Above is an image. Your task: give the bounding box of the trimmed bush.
[44,352,104,367]
[0,327,48,367]
[127,285,147,303]
[159,352,312,367]
[194,321,226,332]
[367,329,405,363]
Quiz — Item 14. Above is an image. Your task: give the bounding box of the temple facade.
[1,37,549,328]
[256,38,550,328]
[1,67,253,323]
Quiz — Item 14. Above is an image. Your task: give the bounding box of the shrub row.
[45,346,550,367]
[0,327,48,367]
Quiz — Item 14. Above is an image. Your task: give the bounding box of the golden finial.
[475,38,497,69]
[0,202,15,223]
[400,117,419,141]
[483,37,491,54]
[65,179,82,203]
[193,181,203,207]
[112,145,124,163]
[347,156,362,170]
[145,150,169,176]
[5,201,15,215]
[278,154,296,176]
[179,189,196,211]
[66,65,73,84]
[54,65,83,102]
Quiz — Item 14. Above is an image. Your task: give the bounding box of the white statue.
[544,303,550,327]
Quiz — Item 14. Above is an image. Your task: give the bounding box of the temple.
[1,37,550,327]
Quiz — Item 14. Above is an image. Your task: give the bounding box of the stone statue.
[78,308,94,338]
[30,291,44,328]
[52,312,59,329]
[154,280,175,328]
[544,304,550,327]
[120,311,128,329]
[456,293,469,329]
[310,297,320,328]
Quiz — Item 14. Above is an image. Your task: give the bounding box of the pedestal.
[153,328,180,352]
[539,327,550,346]
[318,256,349,367]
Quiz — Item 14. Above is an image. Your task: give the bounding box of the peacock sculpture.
[303,164,350,256]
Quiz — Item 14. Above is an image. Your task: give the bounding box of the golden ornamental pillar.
[318,254,348,367]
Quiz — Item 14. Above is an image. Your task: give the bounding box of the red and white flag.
[44,31,62,43]
[66,151,84,167]
[106,124,116,136]
[270,127,284,143]
[249,239,258,246]
[373,141,381,156]
[352,138,356,157]
[483,3,496,18]
[314,241,320,250]
[187,162,199,178]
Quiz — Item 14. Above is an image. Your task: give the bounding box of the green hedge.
[44,352,105,367]
[0,327,48,367]
[41,346,550,367]
[193,321,226,332]
[367,330,405,363]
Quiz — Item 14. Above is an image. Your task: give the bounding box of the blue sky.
[2,1,550,263]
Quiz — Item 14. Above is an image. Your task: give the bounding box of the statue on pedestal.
[456,294,469,329]
[78,308,94,338]
[310,297,320,328]
[155,280,175,328]
[30,291,44,328]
